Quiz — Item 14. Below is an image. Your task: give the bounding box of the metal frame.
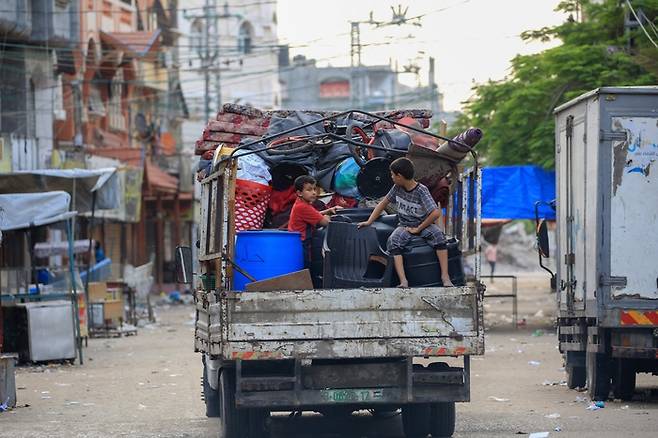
[481,275,518,329]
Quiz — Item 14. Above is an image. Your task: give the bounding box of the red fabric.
[288,199,324,241]
[269,186,297,215]
[326,194,358,209]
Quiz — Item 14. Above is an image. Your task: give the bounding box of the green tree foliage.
[451,0,658,168]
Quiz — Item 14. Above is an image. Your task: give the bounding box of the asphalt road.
[2,276,657,437]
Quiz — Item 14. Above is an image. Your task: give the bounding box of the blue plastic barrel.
[233,231,304,291]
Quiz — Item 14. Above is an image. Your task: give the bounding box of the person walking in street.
[485,243,497,279]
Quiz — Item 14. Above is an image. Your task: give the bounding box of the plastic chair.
[322,222,394,289]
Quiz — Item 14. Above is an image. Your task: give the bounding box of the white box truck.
[538,86,658,401]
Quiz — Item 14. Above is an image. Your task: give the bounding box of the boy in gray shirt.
[359,157,453,288]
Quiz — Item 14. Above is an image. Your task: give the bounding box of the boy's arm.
[408,208,441,234]
[358,198,390,228]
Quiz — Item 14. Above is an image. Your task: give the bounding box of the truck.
[536,87,658,401]
[176,107,485,437]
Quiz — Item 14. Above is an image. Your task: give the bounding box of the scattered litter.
[534,310,545,318]
[488,396,510,402]
[532,329,545,336]
[65,401,80,406]
[545,413,561,419]
[575,396,588,403]
[0,398,9,412]
[529,432,550,438]
[528,360,541,367]
[169,374,182,377]
[621,405,629,410]
[586,401,605,411]
[554,426,562,432]
[138,404,148,410]
[41,391,50,394]
[542,380,567,386]
[41,396,51,400]
[54,383,70,387]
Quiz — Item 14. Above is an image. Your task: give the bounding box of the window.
[238,22,253,55]
[53,75,66,120]
[88,85,106,117]
[109,70,125,130]
[190,18,204,55]
[319,79,350,98]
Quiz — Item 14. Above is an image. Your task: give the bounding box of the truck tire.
[586,352,611,401]
[429,402,456,437]
[247,408,270,438]
[203,363,221,417]
[401,403,431,438]
[566,364,586,389]
[612,359,636,401]
[219,369,248,438]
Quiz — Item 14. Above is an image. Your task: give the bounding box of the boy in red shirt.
[288,175,341,265]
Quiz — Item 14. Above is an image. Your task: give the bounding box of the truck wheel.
[566,364,586,389]
[203,363,221,417]
[248,408,270,438]
[430,402,456,437]
[612,359,636,401]
[586,352,611,401]
[219,369,248,438]
[402,403,430,438]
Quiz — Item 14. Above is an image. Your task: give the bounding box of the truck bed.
[195,286,484,360]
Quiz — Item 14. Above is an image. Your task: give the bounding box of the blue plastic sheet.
[481,166,555,220]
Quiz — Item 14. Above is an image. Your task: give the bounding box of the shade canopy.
[0,191,77,231]
[0,168,120,212]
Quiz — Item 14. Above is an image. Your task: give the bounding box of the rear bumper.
[235,356,470,410]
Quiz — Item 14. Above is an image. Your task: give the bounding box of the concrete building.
[178,0,281,155]
[279,53,446,120]
[0,0,77,172]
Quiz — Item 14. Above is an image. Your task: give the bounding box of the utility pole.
[184,2,242,122]
[428,56,440,121]
[349,5,423,109]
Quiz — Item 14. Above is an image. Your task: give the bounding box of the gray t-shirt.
[386,183,438,227]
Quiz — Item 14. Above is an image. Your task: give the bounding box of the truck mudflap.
[195,286,484,359]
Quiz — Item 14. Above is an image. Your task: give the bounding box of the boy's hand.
[357,221,372,229]
[331,206,344,215]
[406,226,421,235]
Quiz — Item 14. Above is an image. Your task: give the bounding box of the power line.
[0,0,277,15]
[626,0,658,49]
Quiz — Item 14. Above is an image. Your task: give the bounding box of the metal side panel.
[24,302,76,362]
[609,116,658,302]
[221,287,483,359]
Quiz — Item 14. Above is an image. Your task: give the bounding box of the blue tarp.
[481,165,555,220]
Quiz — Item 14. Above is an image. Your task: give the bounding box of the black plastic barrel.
[401,237,466,287]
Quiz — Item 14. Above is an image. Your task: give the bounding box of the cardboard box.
[103,299,124,325]
[88,282,108,302]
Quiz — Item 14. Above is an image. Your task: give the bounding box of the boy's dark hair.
[294,175,316,192]
[389,157,415,180]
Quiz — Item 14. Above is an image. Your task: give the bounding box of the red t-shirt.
[288,199,324,241]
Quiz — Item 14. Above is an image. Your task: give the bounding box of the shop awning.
[0,168,120,212]
[34,239,96,258]
[100,30,161,58]
[145,159,178,194]
[0,191,77,231]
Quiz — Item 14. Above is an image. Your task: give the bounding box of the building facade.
[178,0,281,155]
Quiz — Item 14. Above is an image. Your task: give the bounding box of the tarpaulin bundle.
[481,165,555,220]
[195,103,434,156]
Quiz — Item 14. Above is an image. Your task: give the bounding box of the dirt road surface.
[2,275,657,437]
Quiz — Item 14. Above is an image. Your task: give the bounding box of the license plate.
[320,388,385,403]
